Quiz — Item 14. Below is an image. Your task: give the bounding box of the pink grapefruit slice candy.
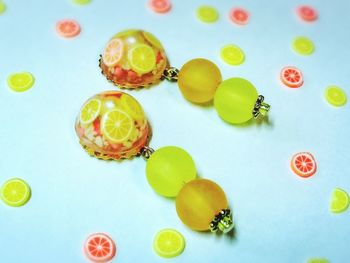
[229,8,249,25]
[280,66,304,88]
[291,152,317,178]
[297,5,318,22]
[102,38,124,67]
[84,233,116,262]
[56,19,81,38]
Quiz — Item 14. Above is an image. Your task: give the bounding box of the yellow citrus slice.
[80,99,101,125]
[330,188,349,213]
[307,258,329,263]
[120,94,145,120]
[153,229,185,258]
[101,109,133,143]
[325,86,347,107]
[142,31,163,49]
[1,178,31,207]
[196,6,219,23]
[102,38,124,67]
[112,29,139,39]
[220,44,245,65]
[0,1,6,14]
[128,44,156,74]
[7,72,35,92]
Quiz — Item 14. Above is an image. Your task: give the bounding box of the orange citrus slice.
[102,38,124,67]
[56,19,81,38]
[280,66,304,88]
[149,0,172,13]
[291,152,317,178]
[128,44,156,74]
[297,5,318,22]
[101,109,133,143]
[80,98,101,125]
[84,233,116,262]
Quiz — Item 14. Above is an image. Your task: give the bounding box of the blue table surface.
[1,0,350,262]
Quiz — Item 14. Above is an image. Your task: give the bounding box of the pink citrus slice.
[56,19,81,38]
[229,8,249,25]
[280,66,304,88]
[102,39,124,67]
[84,233,116,262]
[291,152,317,178]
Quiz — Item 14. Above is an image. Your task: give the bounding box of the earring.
[75,91,234,233]
[99,29,270,124]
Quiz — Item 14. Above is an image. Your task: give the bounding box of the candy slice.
[153,229,185,258]
[330,188,349,213]
[1,178,31,207]
[128,44,156,74]
[229,8,249,25]
[325,86,347,107]
[220,44,245,65]
[56,19,81,38]
[80,99,101,125]
[148,0,171,13]
[307,259,329,263]
[292,36,315,55]
[196,6,219,23]
[0,1,6,14]
[297,5,318,22]
[280,66,304,88]
[7,72,35,92]
[84,233,116,262]
[102,38,124,67]
[72,0,91,5]
[142,31,163,49]
[291,152,317,178]
[101,109,133,143]
[120,94,145,120]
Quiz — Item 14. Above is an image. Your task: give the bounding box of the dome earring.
[99,29,270,125]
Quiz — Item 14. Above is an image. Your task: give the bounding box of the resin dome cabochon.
[75,91,150,160]
[100,29,168,88]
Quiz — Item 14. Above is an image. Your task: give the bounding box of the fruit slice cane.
[330,188,349,213]
[149,0,172,14]
[153,229,185,258]
[291,152,317,178]
[80,99,102,125]
[297,5,318,22]
[229,8,249,25]
[56,19,81,38]
[280,66,304,88]
[1,178,31,207]
[84,233,116,262]
[7,72,35,92]
[102,38,124,67]
[101,109,133,143]
[220,44,245,65]
[128,44,156,74]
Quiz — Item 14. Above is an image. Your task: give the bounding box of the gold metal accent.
[140,146,155,160]
[209,209,234,233]
[252,95,270,118]
[162,67,179,82]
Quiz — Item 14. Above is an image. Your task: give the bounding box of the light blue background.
[1,0,349,262]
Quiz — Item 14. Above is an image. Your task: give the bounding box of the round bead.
[214,77,258,124]
[100,29,168,89]
[146,146,197,197]
[75,91,150,160]
[176,179,228,231]
[178,58,222,103]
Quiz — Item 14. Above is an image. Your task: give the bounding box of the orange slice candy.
[291,152,317,178]
[280,66,304,88]
[84,233,116,262]
[102,38,124,67]
[56,19,81,38]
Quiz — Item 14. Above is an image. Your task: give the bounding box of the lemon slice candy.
[128,44,156,74]
[153,229,185,258]
[120,94,145,120]
[325,86,347,107]
[220,44,245,65]
[80,99,101,125]
[101,109,133,143]
[7,72,35,92]
[330,188,349,213]
[1,178,31,207]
